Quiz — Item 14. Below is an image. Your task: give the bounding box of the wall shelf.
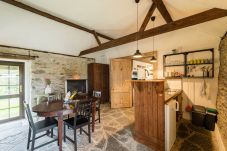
[186,63,213,66]
[163,49,214,79]
[165,77,183,79]
[164,64,185,67]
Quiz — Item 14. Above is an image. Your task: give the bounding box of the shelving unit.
[186,63,213,66]
[163,48,214,79]
[164,64,184,67]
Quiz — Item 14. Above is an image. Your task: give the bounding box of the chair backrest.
[74,99,92,126]
[93,91,101,98]
[48,95,56,102]
[93,91,101,106]
[23,101,35,129]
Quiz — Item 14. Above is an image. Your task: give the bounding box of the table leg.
[45,117,50,136]
[92,101,96,132]
[57,112,63,151]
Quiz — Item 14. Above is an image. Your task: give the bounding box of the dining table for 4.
[32,98,97,151]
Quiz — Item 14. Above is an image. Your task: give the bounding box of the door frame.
[0,61,25,123]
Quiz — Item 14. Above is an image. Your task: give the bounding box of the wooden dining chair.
[63,99,92,151]
[93,91,101,123]
[24,102,58,151]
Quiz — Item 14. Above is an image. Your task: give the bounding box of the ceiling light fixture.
[133,0,142,58]
[150,16,157,63]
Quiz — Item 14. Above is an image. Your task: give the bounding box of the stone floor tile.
[105,134,129,151]
[179,140,202,151]
[0,104,219,151]
[188,133,218,151]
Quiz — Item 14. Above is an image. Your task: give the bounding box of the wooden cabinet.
[88,63,109,103]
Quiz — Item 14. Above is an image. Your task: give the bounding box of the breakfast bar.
[132,80,182,151]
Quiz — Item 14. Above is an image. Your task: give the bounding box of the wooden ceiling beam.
[152,0,173,23]
[79,8,227,56]
[0,52,38,60]
[0,44,92,59]
[93,31,102,46]
[139,3,156,32]
[1,0,114,40]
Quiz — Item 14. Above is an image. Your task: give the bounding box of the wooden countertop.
[131,79,165,82]
[165,89,182,103]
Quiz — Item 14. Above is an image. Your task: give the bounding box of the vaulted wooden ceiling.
[79,0,227,56]
[0,0,227,56]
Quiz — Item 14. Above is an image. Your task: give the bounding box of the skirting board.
[215,124,226,151]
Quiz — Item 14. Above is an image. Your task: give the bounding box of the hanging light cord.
[153,19,155,54]
[136,2,139,50]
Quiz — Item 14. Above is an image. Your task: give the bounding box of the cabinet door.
[88,63,109,103]
[88,64,94,96]
[110,59,132,108]
[102,65,109,102]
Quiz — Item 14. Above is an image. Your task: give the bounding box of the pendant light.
[150,16,157,63]
[133,0,142,58]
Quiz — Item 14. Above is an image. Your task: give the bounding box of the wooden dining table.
[32,98,97,151]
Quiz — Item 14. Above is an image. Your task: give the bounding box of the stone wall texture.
[217,32,227,148]
[0,47,94,105]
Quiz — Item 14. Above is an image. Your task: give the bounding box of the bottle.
[132,68,138,80]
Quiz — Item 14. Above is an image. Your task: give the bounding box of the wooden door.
[110,59,132,108]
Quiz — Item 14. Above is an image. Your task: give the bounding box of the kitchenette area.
[111,49,219,151]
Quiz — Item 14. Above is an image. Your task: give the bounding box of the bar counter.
[131,80,182,151]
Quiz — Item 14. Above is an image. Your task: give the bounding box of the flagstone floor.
[0,104,219,151]
[171,119,219,151]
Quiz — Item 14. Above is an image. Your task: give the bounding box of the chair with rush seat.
[24,102,58,151]
[63,99,92,151]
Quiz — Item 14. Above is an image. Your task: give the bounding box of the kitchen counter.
[131,80,182,103]
[131,79,165,82]
[165,89,182,103]
[132,81,182,151]
[132,80,165,150]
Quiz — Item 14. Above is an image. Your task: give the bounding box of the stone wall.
[0,47,94,105]
[217,32,227,148]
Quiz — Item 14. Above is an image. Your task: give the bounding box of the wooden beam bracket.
[93,30,102,46]
[152,0,173,23]
[139,3,156,32]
